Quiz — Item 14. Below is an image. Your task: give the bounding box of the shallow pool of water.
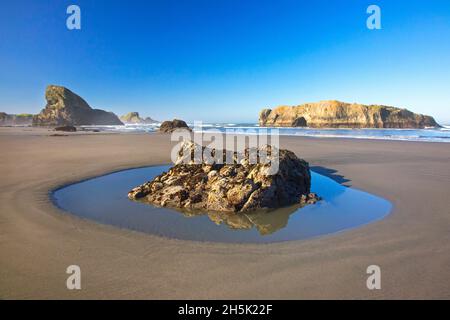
[52,166,392,243]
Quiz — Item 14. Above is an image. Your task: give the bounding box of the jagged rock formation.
[0,112,34,126]
[120,112,158,124]
[159,119,191,133]
[128,141,319,213]
[32,85,123,126]
[259,100,440,128]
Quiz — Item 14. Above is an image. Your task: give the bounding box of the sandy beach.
[1,126,449,299]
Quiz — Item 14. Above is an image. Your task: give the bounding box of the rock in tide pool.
[33,85,123,126]
[128,141,320,213]
[159,119,191,133]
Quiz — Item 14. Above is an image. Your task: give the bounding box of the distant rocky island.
[33,85,123,126]
[2,91,441,130]
[1,85,164,128]
[128,141,319,213]
[0,113,33,126]
[259,100,440,128]
[120,112,158,124]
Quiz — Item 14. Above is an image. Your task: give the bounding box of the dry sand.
[0,127,449,299]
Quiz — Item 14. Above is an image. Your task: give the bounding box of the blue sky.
[0,0,449,123]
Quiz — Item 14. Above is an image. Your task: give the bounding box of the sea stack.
[32,85,123,126]
[128,141,319,213]
[120,112,158,124]
[259,100,440,128]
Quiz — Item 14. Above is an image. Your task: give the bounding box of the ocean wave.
[78,124,450,143]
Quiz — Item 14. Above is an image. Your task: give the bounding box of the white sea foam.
[78,124,450,143]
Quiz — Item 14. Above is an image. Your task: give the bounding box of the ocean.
[80,123,450,143]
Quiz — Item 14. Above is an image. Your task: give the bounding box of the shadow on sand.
[310,166,352,187]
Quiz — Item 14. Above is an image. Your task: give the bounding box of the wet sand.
[1,127,449,299]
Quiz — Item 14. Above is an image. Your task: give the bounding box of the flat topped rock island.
[128,141,319,213]
[259,100,440,128]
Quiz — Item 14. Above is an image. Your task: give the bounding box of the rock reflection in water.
[166,205,303,236]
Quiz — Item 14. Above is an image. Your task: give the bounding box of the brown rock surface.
[259,100,440,128]
[33,85,123,126]
[128,141,319,213]
[120,112,158,124]
[159,119,191,133]
[54,126,77,132]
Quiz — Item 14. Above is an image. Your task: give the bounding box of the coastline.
[9,124,450,143]
[1,127,449,299]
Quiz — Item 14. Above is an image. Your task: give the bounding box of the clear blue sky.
[1,0,449,123]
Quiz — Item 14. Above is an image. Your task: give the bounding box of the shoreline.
[1,125,450,144]
[1,127,449,299]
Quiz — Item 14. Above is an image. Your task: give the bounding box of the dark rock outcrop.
[128,141,319,213]
[33,85,123,126]
[0,112,34,126]
[259,100,440,128]
[159,119,191,133]
[120,112,158,124]
[54,125,77,132]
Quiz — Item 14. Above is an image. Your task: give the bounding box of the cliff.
[0,113,34,126]
[120,112,158,124]
[33,85,123,126]
[259,100,440,129]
